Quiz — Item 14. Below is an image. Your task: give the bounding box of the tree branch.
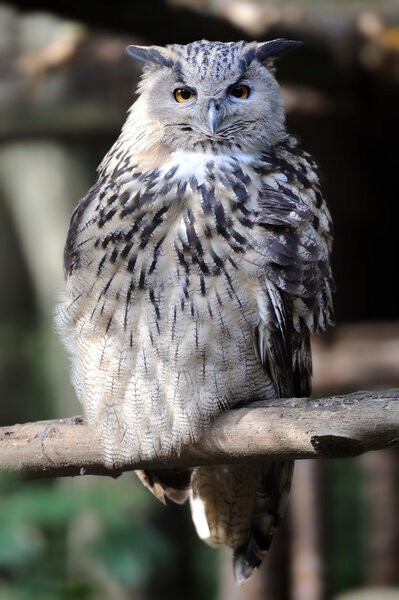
[10,0,248,44]
[1,390,398,479]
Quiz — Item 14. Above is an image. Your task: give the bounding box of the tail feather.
[190,460,294,584]
[233,460,294,584]
[234,534,268,586]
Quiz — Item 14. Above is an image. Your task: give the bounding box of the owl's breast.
[59,141,333,460]
[64,151,275,410]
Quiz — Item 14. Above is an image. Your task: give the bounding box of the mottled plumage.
[58,39,334,584]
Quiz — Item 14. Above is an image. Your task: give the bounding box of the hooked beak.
[208,99,222,135]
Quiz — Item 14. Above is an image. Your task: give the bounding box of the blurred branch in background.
[8,0,247,42]
[290,460,325,600]
[312,323,399,397]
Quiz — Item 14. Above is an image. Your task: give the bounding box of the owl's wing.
[231,149,334,583]
[191,168,334,581]
[254,147,334,395]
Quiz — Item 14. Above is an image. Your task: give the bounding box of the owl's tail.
[190,460,294,585]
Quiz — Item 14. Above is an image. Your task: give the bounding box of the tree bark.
[0,390,398,478]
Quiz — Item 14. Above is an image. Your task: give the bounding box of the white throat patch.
[161,150,258,183]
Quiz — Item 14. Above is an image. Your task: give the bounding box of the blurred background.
[0,0,399,599]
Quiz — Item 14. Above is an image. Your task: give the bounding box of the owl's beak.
[208,99,222,134]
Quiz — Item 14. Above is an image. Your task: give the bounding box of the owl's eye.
[174,88,196,103]
[228,84,250,99]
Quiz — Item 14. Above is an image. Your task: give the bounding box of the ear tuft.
[126,45,175,68]
[256,39,303,63]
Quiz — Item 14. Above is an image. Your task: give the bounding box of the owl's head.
[125,39,302,153]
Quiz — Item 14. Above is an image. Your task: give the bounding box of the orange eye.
[228,84,250,99]
[174,88,196,103]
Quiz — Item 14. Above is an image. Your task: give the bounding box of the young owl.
[58,39,334,584]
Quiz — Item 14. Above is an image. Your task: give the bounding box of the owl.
[58,39,334,584]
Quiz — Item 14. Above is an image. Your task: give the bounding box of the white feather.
[189,492,212,543]
[160,150,258,183]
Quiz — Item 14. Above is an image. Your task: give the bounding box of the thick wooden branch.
[1,390,398,479]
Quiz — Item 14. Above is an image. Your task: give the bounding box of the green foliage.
[328,458,365,594]
[192,536,219,600]
[0,473,172,599]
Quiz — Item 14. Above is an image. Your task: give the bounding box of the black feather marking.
[121,242,132,259]
[239,46,256,71]
[149,235,166,274]
[315,190,323,208]
[175,244,190,274]
[138,268,146,289]
[105,316,113,333]
[149,288,161,320]
[123,280,135,329]
[183,276,190,299]
[185,221,203,254]
[230,228,247,246]
[101,234,112,249]
[177,180,187,196]
[228,256,238,269]
[233,182,249,203]
[140,205,169,248]
[189,176,198,190]
[164,165,178,180]
[235,201,251,216]
[202,352,206,380]
[214,202,229,235]
[233,168,251,185]
[204,225,213,239]
[97,254,107,275]
[127,254,137,273]
[171,305,177,341]
[159,183,172,196]
[64,182,101,277]
[98,207,117,228]
[173,60,183,81]
[224,270,244,313]
[197,257,210,274]
[100,274,115,298]
[138,192,155,208]
[237,214,254,228]
[106,193,118,206]
[199,184,215,214]
[119,190,130,206]
[142,348,148,375]
[200,274,206,295]
[209,246,223,269]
